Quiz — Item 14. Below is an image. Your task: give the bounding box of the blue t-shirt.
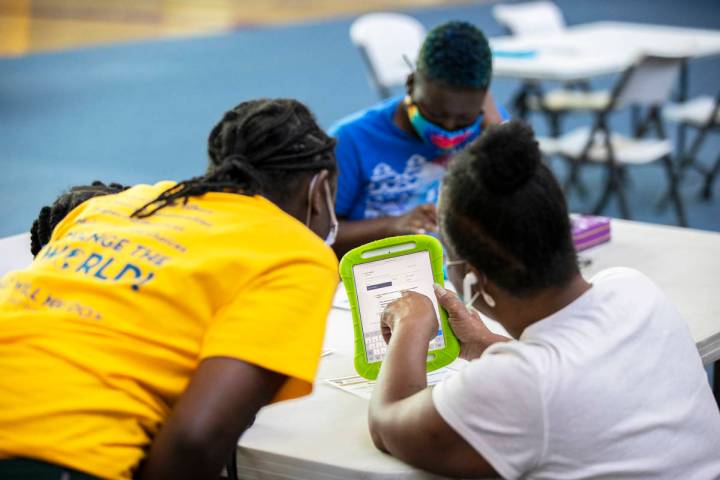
[330,96,507,220]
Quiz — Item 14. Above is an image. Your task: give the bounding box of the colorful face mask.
[405,97,483,153]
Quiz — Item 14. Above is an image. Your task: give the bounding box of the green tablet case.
[339,235,460,380]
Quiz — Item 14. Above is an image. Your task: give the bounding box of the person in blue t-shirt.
[330,21,508,255]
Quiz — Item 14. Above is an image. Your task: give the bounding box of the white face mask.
[462,271,480,309]
[306,173,339,246]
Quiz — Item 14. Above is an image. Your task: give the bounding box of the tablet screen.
[352,251,445,363]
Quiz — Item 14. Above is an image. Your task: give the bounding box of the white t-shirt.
[433,267,720,480]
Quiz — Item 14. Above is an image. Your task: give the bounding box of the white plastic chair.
[539,55,688,226]
[349,13,426,99]
[493,1,565,36]
[664,92,720,199]
[493,1,598,140]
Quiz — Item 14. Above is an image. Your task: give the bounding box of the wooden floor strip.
[0,0,476,56]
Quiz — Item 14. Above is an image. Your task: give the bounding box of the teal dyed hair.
[416,21,492,90]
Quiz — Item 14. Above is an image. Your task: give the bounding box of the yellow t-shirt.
[0,181,339,480]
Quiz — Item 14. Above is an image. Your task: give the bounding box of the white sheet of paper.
[324,362,465,400]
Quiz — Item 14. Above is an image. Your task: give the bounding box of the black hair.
[132,99,336,218]
[30,181,129,257]
[416,21,492,90]
[441,121,577,296]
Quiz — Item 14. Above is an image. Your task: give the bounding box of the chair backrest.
[350,13,426,99]
[492,1,565,36]
[610,55,685,110]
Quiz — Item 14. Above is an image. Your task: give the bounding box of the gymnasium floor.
[0,0,478,56]
[1,0,719,237]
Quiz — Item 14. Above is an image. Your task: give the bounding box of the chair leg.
[550,114,589,199]
[662,156,688,227]
[548,111,561,138]
[592,166,618,216]
[567,162,589,199]
[562,161,576,194]
[617,165,633,188]
[681,126,707,173]
[592,163,631,219]
[511,83,531,120]
[631,106,643,138]
[615,171,632,220]
[657,127,702,210]
[700,152,720,200]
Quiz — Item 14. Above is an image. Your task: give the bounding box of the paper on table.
[324,362,465,400]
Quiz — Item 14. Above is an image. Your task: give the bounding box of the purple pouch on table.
[571,215,611,252]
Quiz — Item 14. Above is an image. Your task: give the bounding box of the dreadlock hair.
[30,181,129,257]
[416,21,492,90]
[132,99,336,219]
[441,121,578,297]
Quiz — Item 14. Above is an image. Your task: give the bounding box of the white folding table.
[491,21,720,83]
[0,233,33,275]
[2,220,719,479]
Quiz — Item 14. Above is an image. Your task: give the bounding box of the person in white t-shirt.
[369,120,720,479]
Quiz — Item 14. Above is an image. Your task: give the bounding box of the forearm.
[135,429,234,480]
[333,217,395,257]
[369,326,430,450]
[135,358,285,480]
[375,326,429,403]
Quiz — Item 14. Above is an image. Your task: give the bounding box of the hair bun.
[470,120,540,195]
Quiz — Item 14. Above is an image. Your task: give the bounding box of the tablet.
[339,235,460,380]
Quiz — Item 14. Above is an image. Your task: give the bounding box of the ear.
[471,267,498,297]
[467,265,484,287]
[308,169,330,216]
[405,72,415,97]
[462,270,478,303]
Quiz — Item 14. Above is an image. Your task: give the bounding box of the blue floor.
[1,0,719,237]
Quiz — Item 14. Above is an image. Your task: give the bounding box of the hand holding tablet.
[339,235,460,379]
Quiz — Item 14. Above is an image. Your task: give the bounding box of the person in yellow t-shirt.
[0,99,340,480]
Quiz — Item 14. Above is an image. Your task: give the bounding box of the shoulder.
[445,342,547,402]
[329,97,402,138]
[432,344,547,477]
[435,341,548,410]
[590,266,649,284]
[214,195,338,273]
[477,341,547,382]
[590,267,661,300]
[454,340,557,412]
[50,181,176,240]
[280,223,338,274]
